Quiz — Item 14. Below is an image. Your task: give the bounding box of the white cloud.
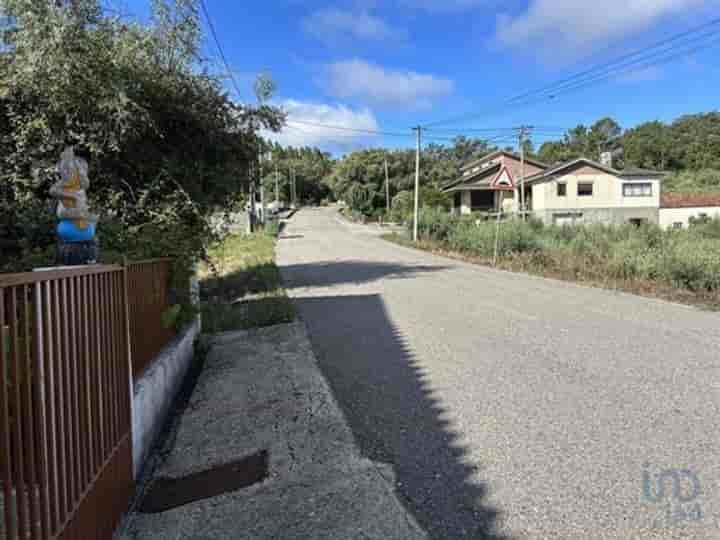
[324,59,454,108]
[302,8,403,44]
[495,0,709,62]
[261,99,380,152]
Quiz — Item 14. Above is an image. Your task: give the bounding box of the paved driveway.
[277,207,719,540]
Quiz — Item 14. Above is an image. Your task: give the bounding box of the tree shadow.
[292,293,512,540]
[281,260,451,289]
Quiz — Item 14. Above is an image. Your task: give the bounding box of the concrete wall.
[131,317,200,478]
[534,206,659,225]
[659,206,720,228]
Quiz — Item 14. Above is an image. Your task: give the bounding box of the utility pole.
[274,168,279,208]
[384,157,391,213]
[413,126,422,242]
[517,126,532,220]
[248,181,256,234]
[260,178,265,226]
[290,165,296,209]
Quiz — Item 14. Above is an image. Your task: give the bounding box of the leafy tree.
[0,0,283,270]
[621,121,669,169]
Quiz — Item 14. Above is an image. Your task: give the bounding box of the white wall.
[659,206,720,229]
[131,318,200,478]
[532,170,660,212]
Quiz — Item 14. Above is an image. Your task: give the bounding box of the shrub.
[415,207,456,242]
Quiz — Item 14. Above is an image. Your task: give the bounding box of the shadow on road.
[293,293,511,540]
[281,260,451,289]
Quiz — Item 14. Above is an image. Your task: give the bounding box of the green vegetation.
[536,114,720,194]
[199,233,295,333]
[385,209,720,309]
[1,0,283,275]
[325,142,489,221]
[288,113,720,224]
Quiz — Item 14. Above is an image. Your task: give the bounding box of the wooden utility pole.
[384,157,391,213]
[413,126,422,242]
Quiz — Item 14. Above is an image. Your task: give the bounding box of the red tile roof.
[661,192,720,208]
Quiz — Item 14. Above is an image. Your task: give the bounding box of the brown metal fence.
[0,266,134,540]
[125,259,176,380]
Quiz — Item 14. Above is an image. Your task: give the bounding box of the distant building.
[659,193,720,229]
[442,151,666,225]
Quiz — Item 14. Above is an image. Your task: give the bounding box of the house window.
[578,182,593,197]
[628,218,648,227]
[623,182,652,197]
[672,222,683,229]
[557,183,567,197]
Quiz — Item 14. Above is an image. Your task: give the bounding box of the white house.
[525,159,665,225]
[659,193,720,228]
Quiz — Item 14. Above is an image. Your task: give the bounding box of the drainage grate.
[139,450,269,513]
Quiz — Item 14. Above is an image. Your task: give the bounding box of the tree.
[588,117,622,158]
[0,0,284,270]
[622,121,669,169]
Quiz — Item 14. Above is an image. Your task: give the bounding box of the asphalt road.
[277,207,719,540]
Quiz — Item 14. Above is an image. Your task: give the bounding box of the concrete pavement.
[277,207,720,540]
[122,323,427,540]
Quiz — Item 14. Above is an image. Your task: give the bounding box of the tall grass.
[407,209,720,299]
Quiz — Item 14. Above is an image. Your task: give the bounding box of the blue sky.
[120,0,720,154]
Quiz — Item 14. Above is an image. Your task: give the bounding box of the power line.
[512,33,720,108]
[199,0,245,101]
[286,119,411,138]
[423,17,720,128]
[424,125,566,134]
[509,17,720,106]
[285,120,490,142]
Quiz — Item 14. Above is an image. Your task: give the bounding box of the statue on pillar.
[49,147,99,265]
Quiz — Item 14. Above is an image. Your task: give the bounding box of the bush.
[396,209,720,297]
[414,207,456,242]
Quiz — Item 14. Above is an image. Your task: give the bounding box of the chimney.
[600,151,613,167]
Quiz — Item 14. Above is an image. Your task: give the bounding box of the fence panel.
[0,266,133,540]
[126,260,176,380]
